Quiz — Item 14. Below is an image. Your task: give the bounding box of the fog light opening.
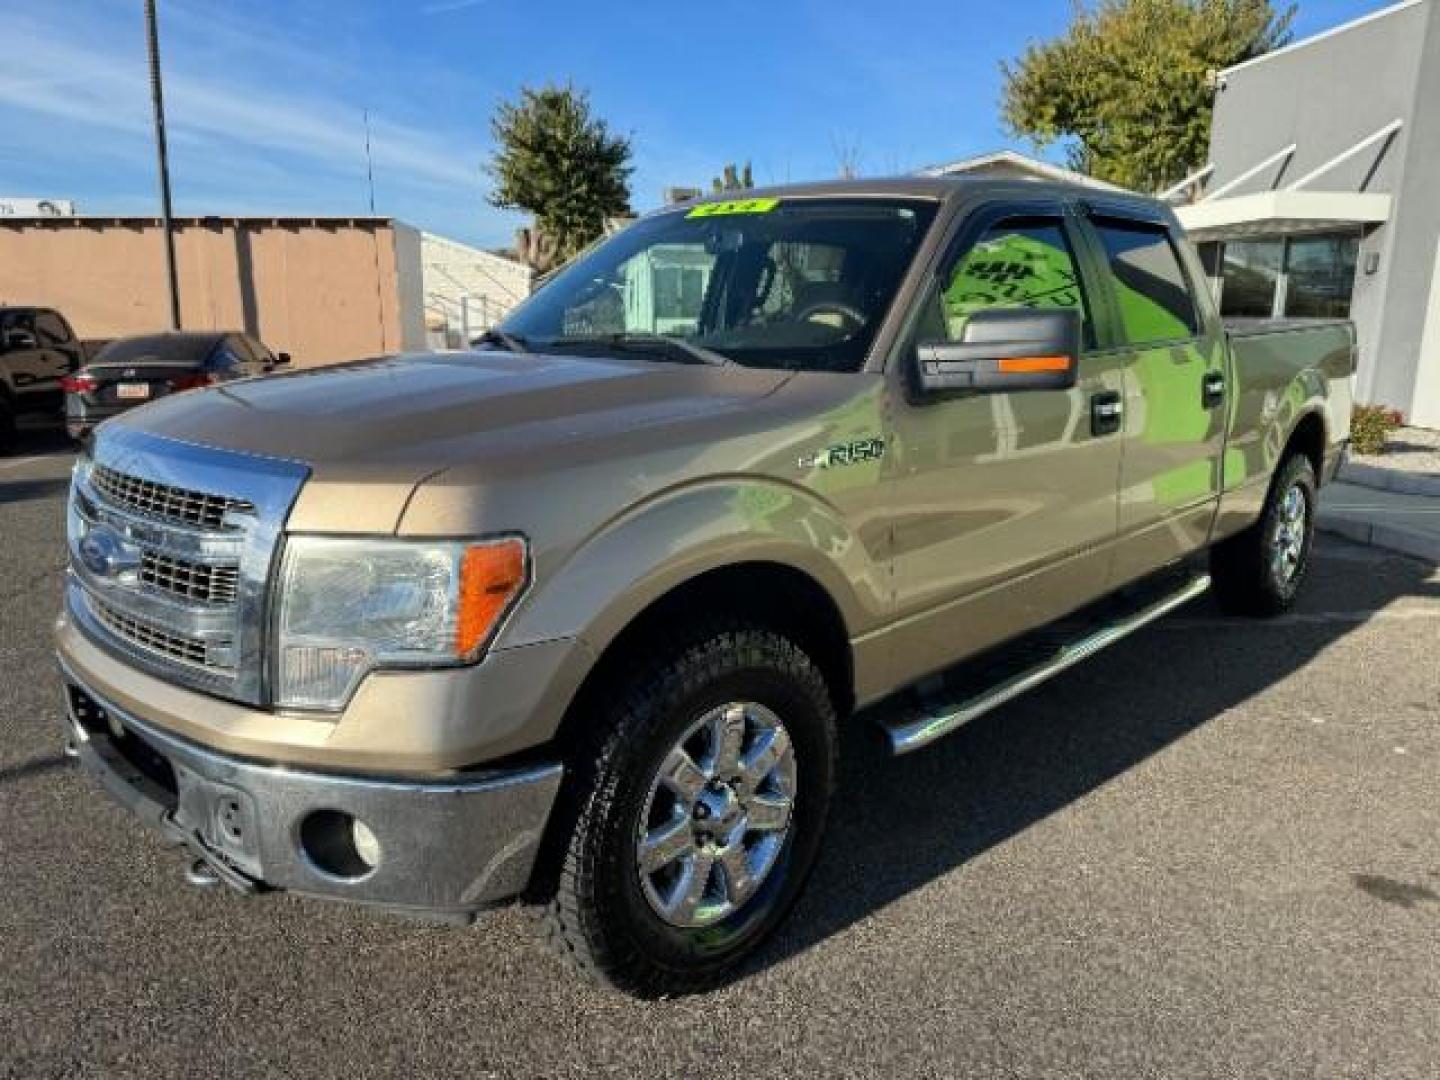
[298,809,381,880]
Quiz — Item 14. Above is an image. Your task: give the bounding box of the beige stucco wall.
[0,217,423,366]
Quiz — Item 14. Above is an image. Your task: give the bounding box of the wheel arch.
[1285,409,1327,485]
[552,559,855,760]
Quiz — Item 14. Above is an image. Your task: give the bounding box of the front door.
[884,205,1126,687]
[1078,214,1227,581]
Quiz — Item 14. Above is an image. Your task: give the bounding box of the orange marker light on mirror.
[455,538,529,658]
[996,356,1071,374]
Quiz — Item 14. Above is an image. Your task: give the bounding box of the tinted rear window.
[96,334,224,366]
[1092,220,1199,345]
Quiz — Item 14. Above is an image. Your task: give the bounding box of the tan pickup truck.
[57,177,1354,995]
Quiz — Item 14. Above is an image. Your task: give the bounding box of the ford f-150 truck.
[56,177,1354,996]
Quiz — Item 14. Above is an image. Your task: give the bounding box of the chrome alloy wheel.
[1270,482,1309,584]
[636,702,797,929]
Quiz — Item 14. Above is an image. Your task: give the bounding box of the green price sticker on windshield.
[686,197,780,219]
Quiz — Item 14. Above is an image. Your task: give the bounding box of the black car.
[63,331,289,440]
[1,306,84,450]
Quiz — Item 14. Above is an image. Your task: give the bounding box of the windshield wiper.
[551,332,728,366]
[471,328,529,352]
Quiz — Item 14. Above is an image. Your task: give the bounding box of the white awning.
[1176,191,1391,242]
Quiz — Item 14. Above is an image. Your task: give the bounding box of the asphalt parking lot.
[2,433,1438,1079]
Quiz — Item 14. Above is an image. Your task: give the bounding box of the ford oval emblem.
[78,524,141,578]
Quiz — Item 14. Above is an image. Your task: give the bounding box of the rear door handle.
[1202,372,1226,408]
[1091,390,1123,436]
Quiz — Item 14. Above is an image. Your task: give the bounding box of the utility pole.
[363,108,377,214]
[144,0,181,330]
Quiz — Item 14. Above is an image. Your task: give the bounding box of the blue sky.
[1,0,1394,249]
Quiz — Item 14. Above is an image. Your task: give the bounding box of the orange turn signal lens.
[996,355,1072,374]
[455,538,529,657]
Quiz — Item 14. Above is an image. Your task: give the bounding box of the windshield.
[498,198,938,372]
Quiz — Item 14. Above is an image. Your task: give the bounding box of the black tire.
[541,622,837,997]
[1211,452,1317,616]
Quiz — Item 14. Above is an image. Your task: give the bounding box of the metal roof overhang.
[1176,191,1392,242]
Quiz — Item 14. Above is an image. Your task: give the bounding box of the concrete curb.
[1339,460,1440,498]
[1317,512,1440,563]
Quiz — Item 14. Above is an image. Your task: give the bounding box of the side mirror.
[266,352,291,371]
[913,308,1081,396]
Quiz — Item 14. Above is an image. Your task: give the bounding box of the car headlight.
[274,535,529,711]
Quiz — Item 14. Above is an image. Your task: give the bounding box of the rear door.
[1076,208,1227,581]
[882,198,1127,684]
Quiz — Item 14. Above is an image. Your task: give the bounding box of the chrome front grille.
[91,463,255,531]
[91,596,220,668]
[67,427,308,704]
[140,551,240,605]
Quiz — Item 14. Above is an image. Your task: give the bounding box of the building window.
[1219,239,1284,318]
[1214,234,1361,320]
[1284,236,1359,318]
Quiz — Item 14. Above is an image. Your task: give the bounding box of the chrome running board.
[882,574,1211,755]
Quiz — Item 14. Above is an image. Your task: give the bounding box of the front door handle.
[1091,390,1123,436]
[1202,371,1226,409]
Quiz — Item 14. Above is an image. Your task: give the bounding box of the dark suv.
[0,306,83,449]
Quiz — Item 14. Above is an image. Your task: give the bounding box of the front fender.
[500,477,886,663]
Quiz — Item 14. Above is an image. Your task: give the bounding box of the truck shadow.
[750,541,1440,978]
[0,476,72,506]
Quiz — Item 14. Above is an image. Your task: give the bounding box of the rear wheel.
[541,622,837,997]
[1211,453,1317,616]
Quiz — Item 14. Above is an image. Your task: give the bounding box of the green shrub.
[1351,404,1404,455]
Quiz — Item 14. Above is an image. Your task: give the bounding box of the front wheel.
[541,623,837,996]
[1211,452,1317,616]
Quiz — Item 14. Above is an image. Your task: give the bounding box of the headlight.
[274,535,528,710]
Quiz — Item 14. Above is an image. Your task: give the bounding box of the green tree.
[1001,0,1294,192]
[487,84,633,272]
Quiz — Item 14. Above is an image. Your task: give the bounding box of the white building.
[915,149,1130,192]
[420,232,532,348]
[0,196,77,217]
[1169,0,1440,428]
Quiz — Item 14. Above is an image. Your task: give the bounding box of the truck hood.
[111,350,793,530]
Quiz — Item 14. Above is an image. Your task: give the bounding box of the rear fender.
[1216,326,1351,537]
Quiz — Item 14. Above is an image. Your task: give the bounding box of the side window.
[238,336,271,367]
[931,217,1093,347]
[2,310,36,343]
[34,311,71,346]
[1092,220,1199,345]
[210,338,247,373]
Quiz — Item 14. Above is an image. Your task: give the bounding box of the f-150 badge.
[798,437,885,470]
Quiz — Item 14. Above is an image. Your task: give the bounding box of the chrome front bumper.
[59,661,563,920]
